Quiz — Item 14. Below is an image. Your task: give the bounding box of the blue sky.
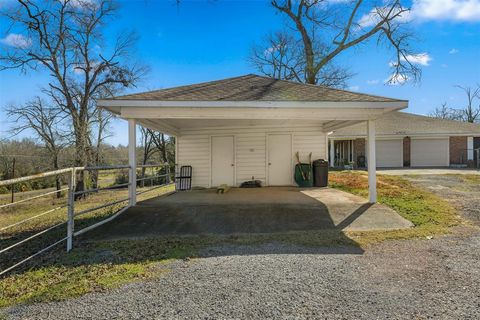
[1,0,479,146]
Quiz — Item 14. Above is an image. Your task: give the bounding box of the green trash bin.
[294,163,313,187]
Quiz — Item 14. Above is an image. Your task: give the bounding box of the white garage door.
[376,139,403,168]
[411,138,449,167]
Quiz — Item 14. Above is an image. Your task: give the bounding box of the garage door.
[376,139,403,168]
[411,138,449,167]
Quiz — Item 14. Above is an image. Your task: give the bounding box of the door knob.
[268,162,271,165]
[231,164,234,166]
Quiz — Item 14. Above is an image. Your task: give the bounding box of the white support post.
[128,119,137,206]
[66,168,75,252]
[367,120,377,203]
[329,139,335,167]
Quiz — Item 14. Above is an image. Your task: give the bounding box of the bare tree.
[6,97,69,197]
[455,85,480,123]
[88,108,114,189]
[1,0,147,194]
[139,127,156,187]
[251,0,419,86]
[429,102,458,120]
[250,31,351,87]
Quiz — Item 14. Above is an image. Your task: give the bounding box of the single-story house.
[98,74,409,203]
[329,112,480,168]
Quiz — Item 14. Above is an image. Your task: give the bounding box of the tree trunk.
[52,154,62,199]
[73,121,90,199]
[160,134,168,163]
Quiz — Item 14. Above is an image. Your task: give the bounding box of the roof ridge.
[250,74,407,102]
[399,111,480,127]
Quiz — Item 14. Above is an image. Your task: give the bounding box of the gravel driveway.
[4,230,480,320]
[4,174,480,319]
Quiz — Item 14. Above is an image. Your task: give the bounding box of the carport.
[89,187,413,240]
[98,74,408,204]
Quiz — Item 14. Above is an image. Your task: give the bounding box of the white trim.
[331,132,480,139]
[99,99,407,109]
[325,135,329,161]
[367,120,377,203]
[119,107,396,121]
[128,119,137,206]
[468,137,474,160]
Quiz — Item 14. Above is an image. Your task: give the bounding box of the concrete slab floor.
[89,187,412,240]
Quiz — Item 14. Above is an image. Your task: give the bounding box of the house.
[329,112,480,168]
[98,74,408,203]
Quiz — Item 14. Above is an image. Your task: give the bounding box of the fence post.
[165,162,170,184]
[67,168,76,252]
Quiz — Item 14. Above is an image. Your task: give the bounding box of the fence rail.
[0,163,172,277]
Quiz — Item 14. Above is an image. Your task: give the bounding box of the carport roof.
[331,112,480,137]
[106,74,405,103]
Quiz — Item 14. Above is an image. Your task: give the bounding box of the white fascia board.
[97,99,408,110]
[330,132,480,139]
[119,107,400,122]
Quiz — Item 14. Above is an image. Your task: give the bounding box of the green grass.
[329,171,462,245]
[0,172,464,308]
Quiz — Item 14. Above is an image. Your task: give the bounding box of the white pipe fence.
[0,163,172,277]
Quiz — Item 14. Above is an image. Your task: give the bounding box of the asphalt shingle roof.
[332,112,480,136]
[112,74,405,103]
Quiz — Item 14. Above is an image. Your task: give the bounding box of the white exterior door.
[211,136,235,186]
[376,139,403,168]
[268,134,292,186]
[411,138,449,167]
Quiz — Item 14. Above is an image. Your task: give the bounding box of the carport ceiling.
[137,118,364,135]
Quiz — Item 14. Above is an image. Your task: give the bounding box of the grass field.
[0,171,464,308]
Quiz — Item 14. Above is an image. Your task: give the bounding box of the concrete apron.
[300,188,413,231]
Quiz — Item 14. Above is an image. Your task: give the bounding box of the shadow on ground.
[3,187,402,276]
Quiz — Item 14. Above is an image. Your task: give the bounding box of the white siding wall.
[177,126,326,188]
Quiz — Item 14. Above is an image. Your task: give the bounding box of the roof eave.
[97,99,408,110]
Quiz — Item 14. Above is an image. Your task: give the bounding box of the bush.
[113,169,129,186]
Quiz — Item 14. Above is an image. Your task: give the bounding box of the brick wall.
[449,136,468,164]
[403,137,411,167]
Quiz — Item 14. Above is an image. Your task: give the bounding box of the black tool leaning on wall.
[175,165,192,191]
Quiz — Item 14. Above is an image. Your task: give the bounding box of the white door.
[268,134,292,186]
[411,138,449,167]
[376,139,403,168]
[211,136,235,186]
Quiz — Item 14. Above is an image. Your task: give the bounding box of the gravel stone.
[3,233,480,320]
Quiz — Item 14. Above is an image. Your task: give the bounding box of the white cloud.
[349,85,360,91]
[401,53,432,66]
[386,73,409,85]
[367,79,380,85]
[358,7,411,28]
[358,0,480,27]
[0,33,31,49]
[449,48,459,54]
[411,0,480,22]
